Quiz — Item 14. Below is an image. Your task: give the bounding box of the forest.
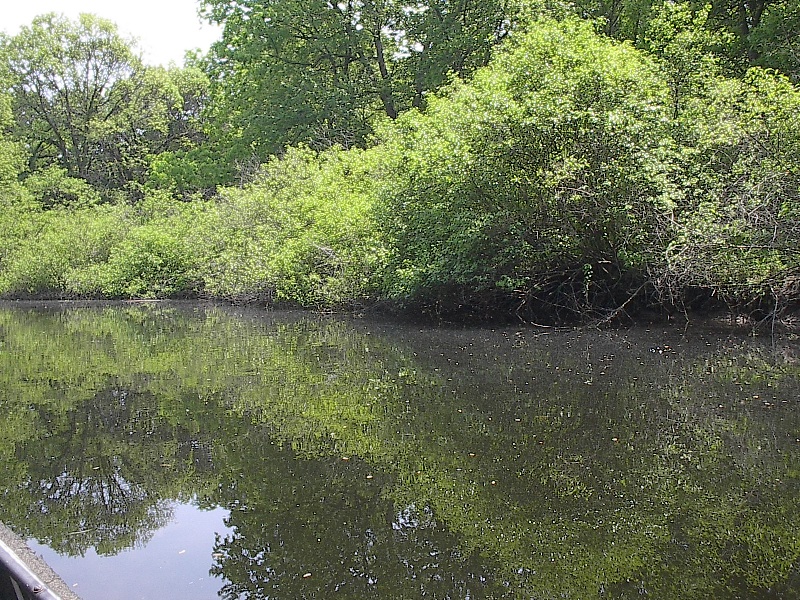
[0,0,798,323]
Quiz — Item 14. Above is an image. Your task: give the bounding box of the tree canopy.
[0,13,210,202]
[199,0,521,160]
[2,14,142,189]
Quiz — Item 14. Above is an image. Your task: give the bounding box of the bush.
[0,205,127,297]
[0,192,205,299]
[88,194,206,298]
[192,146,386,307]
[23,166,101,209]
[376,18,673,319]
[662,68,800,314]
[93,225,194,298]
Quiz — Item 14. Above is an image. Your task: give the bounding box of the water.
[27,503,230,599]
[0,302,798,599]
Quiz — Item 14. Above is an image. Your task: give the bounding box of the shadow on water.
[0,301,798,599]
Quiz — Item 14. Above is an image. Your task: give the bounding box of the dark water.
[1,302,799,600]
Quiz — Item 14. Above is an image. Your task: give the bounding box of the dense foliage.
[375,20,673,319]
[0,14,210,201]
[0,6,798,322]
[199,0,522,158]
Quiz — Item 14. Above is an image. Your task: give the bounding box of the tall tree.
[0,14,143,187]
[0,14,212,200]
[0,92,26,188]
[567,0,800,81]
[93,65,212,197]
[200,0,519,162]
[749,0,800,81]
[707,0,771,65]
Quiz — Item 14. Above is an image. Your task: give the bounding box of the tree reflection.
[0,304,797,598]
[208,425,506,599]
[0,305,231,556]
[4,385,197,555]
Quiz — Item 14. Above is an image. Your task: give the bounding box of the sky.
[1,0,223,67]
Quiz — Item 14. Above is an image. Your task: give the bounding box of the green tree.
[22,165,101,209]
[749,0,800,81]
[0,14,212,200]
[96,65,212,199]
[643,3,729,118]
[0,92,25,188]
[566,0,799,82]
[377,18,672,320]
[199,0,519,163]
[646,0,798,80]
[0,14,143,190]
[571,0,659,43]
[704,0,773,68]
[143,66,223,197]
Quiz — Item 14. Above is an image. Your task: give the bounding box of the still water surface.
[0,302,798,599]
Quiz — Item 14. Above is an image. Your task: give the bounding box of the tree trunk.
[373,32,398,119]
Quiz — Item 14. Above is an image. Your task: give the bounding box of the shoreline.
[0,297,797,334]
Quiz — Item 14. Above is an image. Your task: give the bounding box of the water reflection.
[0,302,798,599]
[29,503,230,600]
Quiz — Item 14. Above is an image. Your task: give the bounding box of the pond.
[0,302,798,599]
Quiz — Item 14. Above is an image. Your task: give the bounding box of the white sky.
[1,0,223,67]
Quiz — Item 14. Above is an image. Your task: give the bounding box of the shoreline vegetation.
[1,12,799,326]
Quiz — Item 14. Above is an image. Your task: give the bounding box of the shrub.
[90,194,206,298]
[0,205,127,297]
[193,146,386,307]
[376,18,673,319]
[23,166,101,209]
[663,68,800,314]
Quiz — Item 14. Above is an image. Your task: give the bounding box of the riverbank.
[0,297,797,336]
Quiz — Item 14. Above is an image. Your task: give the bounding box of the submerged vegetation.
[0,4,799,322]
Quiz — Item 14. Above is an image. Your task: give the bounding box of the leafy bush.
[376,18,673,319]
[88,194,205,298]
[0,205,127,297]
[0,192,206,299]
[192,146,386,307]
[23,165,101,209]
[663,68,800,314]
[93,225,193,298]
